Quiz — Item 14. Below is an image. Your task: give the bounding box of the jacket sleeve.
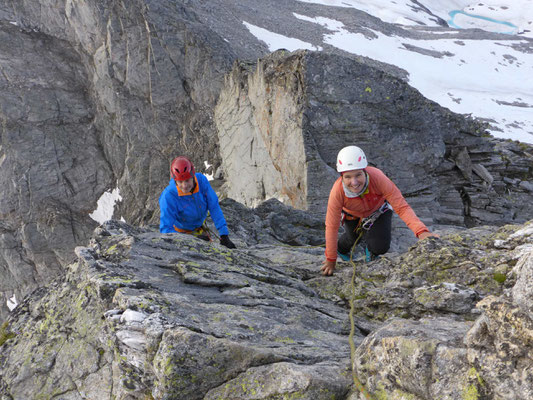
[375,170,429,237]
[325,180,344,261]
[159,188,178,233]
[202,176,229,236]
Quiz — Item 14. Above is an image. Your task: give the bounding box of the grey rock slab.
[204,361,351,400]
[2,218,533,399]
[0,218,364,399]
[354,317,472,400]
[308,223,529,322]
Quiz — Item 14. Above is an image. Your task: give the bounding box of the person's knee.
[337,239,354,254]
[367,240,390,255]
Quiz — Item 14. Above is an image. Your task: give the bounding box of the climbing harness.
[341,201,391,229]
[200,218,217,240]
[173,219,212,241]
[361,201,392,231]
[340,201,391,261]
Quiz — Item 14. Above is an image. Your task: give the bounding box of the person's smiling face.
[176,177,194,193]
[342,169,366,193]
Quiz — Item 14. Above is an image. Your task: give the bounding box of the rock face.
[0,205,356,400]
[0,20,113,319]
[1,198,533,399]
[354,222,533,400]
[0,0,245,319]
[312,223,523,322]
[216,54,314,210]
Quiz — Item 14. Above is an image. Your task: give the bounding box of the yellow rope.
[262,220,373,398]
[209,214,373,397]
[347,228,374,400]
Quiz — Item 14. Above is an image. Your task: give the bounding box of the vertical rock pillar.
[215,50,314,210]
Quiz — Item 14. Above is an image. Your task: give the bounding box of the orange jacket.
[325,167,429,261]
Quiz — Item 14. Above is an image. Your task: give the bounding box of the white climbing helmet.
[336,146,368,172]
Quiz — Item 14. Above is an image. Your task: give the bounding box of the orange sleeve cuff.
[416,229,429,238]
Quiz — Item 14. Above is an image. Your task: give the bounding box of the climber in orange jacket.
[321,145,438,276]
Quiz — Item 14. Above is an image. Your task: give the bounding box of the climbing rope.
[347,226,374,400]
[200,219,216,240]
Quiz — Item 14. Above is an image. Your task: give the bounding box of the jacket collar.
[176,175,199,196]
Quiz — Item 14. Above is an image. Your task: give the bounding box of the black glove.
[220,235,236,249]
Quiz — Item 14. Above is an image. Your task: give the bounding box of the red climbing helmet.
[170,156,195,181]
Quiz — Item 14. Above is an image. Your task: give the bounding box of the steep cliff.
[1,0,243,319]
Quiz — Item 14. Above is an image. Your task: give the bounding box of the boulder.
[352,222,533,399]
[0,212,356,399]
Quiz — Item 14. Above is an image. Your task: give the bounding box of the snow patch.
[293,14,533,143]
[89,187,123,225]
[204,161,214,181]
[297,0,533,37]
[243,21,323,51]
[453,1,533,37]
[7,294,17,311]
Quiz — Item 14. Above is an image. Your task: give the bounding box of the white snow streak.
[89,187,123,224]
[243,21,323,51]
[294,14,533,142]
[7,294,18,311]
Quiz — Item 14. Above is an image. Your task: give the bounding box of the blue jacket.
[159,173,229,235]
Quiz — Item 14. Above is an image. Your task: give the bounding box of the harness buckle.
[361,201,391,231]
[361,219,374,230]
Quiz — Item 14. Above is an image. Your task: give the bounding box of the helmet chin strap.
[342,170,369,198]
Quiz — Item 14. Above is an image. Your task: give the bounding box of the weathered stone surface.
[203,362,350,400]
[1,196,532,399]
[465,295,533,400]
[1,0,532,323]
[413,282,478,315]
[216,53,315,210]
[351,221,533,400]
[309,223,525,322]
[0,20,113,319]
[220,197,326,247]
[355,317,472,400]
[0,213,356,399]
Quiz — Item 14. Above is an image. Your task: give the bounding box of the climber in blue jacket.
[159,156,236,248]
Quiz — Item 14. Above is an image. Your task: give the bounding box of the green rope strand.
[347,227,374,400]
